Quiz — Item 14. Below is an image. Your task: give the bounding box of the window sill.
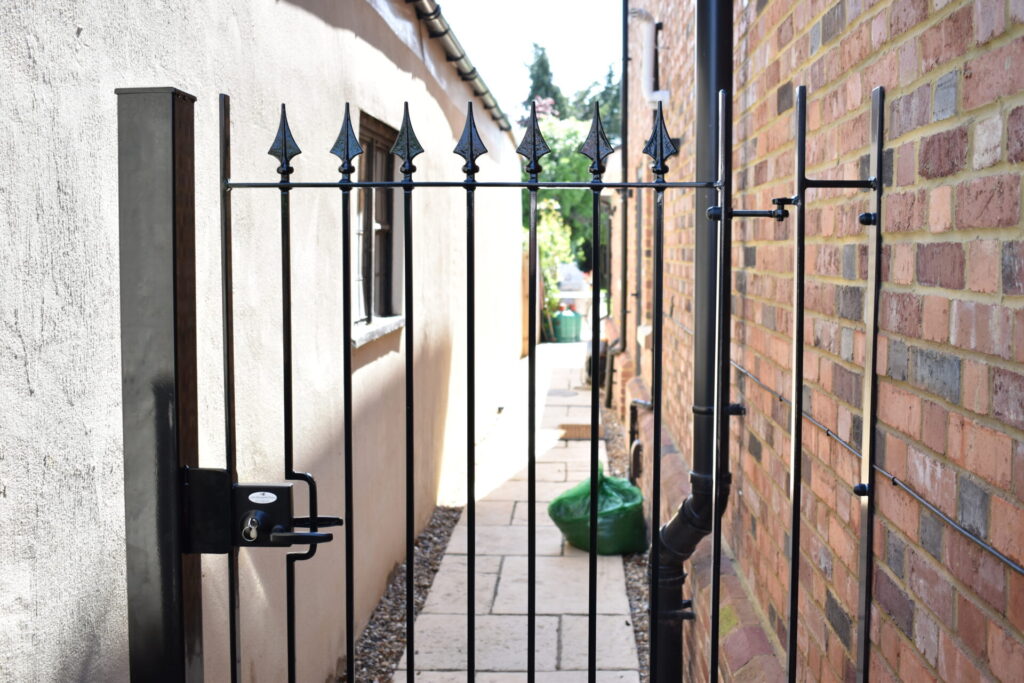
[352,315,405,348]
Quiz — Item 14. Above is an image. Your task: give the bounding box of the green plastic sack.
[547,464,648,555]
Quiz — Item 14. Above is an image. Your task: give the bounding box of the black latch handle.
[293,516,344,528]
[268,529,334,545]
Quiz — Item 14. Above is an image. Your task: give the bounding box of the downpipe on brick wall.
[651,1,733,680]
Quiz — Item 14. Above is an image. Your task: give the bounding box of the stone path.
[397,343,640,681]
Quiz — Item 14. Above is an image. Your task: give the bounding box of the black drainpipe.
[654,1,733,680]
[604,0,631,408]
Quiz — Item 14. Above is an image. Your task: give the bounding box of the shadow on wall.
[282,0,467,143]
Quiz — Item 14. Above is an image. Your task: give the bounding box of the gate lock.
[182,467,343,554]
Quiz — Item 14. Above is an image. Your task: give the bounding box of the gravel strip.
[341,505,462,682]
[602,404,651,683]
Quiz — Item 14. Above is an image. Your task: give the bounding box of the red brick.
[938,629,983,683]
[880,291,922,337]
[916,242,965,289]
[956,595,988,659]
[962,360,990,415]
[1009,570,1024,633]
[891,0,928,35]
[919,127,968,178]
[946,525,1007,611]
[886,190,927,233]
[993,368,1024,431]
[928,185,953,232]
[950,300,1015,359]
[898,644,936,682]
[1004,241,1024,295]
[963,36,1024,110]
[949,416,1013,489]
[896,141,916,186]
[921,400,949,453]
[955,174,1020,230]
[920,6,973,71]
[921,295,949,343]
[977,0,1006,43]
[1009,106,1024,163]
[878,477,919,540]
[988,624,1024,683]
[879,382,922,439]
[966,239,1000,294]
[907,549,954,623]
[990,495,1024,565]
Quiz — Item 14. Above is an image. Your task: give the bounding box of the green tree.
[523,44,569,118]
[569,66,621,145]
[521,117,612,273]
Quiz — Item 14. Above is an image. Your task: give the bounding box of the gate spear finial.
[330,103,363,180]
[643,101,678,178]
[390,103,424,178]
[268,103,302,176]
[579,101,613,177]
[454,102,488,178]
[515,100,550,178]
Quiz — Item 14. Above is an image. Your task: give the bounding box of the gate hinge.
[182,467,342,554]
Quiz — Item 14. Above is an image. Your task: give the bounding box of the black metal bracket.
[183,467,342,554]
[706,204,789,222]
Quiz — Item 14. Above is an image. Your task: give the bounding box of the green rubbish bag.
[547,464,648,555]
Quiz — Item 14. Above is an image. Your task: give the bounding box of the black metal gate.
[116,32,895,683]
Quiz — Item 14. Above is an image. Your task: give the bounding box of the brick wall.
[612,0,1024,680]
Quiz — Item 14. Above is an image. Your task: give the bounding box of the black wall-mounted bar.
[855,86,886,683]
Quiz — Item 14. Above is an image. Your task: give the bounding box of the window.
[354,113,403,341]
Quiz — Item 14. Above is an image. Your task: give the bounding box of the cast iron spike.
[579,101,613,176]
[390,102,424,177]
[268,103,302,175]
[643,101,679,177]
[515,101,550,177]
[330,103,363,178]
[453,102,488,177]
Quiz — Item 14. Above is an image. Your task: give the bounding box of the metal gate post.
[116,87,202,682]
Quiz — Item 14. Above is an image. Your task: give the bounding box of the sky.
[439,0,623,124]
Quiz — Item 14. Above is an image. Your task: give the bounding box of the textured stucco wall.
[0,1,523,681]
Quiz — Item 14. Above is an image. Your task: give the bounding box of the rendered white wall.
[0,1,523,680]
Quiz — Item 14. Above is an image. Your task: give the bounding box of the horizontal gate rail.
[225,180,716,190]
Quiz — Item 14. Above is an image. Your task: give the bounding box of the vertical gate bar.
[117,86,201,683]
[644,100,678,683]
[527,178,539,683]
[588,186,601,683]
[218,93,241,683]
[390,103,421,676]
[270,103,322,683]
[515,101,547,683]
[856,86,885,683]
[464,164,478,679]
[404,180,416,676]
[330,101,360,683]
[786,85,808,683]
[709,88,732,682]
[343,181,356,683]
[649,170,665,683]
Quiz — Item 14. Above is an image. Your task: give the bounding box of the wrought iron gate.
[117,81,891,682]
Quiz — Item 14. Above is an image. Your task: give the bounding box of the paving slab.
[559,615,640,671]
[398,614,559,671]
[402,343,639,679]
[492,554,630,615]
[446,524,564,556]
